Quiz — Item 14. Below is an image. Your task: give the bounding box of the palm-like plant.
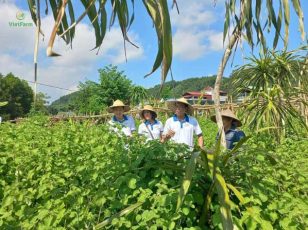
[130,85,149,106]
[232,49,308,140]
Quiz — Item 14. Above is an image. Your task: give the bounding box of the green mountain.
[148,75,231,98]
[49,76,230,113]
[49,91,81,114]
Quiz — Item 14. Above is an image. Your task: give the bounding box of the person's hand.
[162,130,175,142]
[167,129,175,138]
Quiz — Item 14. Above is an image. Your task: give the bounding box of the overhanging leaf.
[291,0,306,41]
[176,151,199,212]
[215,173,234,229]
[226,183,245,205]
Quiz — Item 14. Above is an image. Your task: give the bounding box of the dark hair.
[143,110,157,119]
[176,102,188,108]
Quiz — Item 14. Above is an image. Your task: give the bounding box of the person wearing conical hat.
[138,105,164,141]
[162,98,204,150]
[108,100,136,137]
[211,109,245,150]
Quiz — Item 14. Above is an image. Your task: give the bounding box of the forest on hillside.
[49,75,231,114]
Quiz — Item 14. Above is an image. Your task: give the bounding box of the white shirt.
[163,114,202,148]
[108,115,136,137]
[138,120,164,140]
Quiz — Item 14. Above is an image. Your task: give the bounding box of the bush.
[0,118,307,229]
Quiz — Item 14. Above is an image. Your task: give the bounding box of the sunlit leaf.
[176,152,199,211]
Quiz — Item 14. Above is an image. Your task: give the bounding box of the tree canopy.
[0,73,34,120]
[71,65,134,114]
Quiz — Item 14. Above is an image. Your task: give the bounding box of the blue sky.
[0,0,307,102]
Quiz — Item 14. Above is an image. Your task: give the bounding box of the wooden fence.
[9,99,308,125]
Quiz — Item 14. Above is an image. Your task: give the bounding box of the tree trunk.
[213,28,240,148]
[213,0,246,149]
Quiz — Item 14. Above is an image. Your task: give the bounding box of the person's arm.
[233,130,245,147]
[159,122,164,141]
[237,130,245,139]
[129,116,136,133]
[194,119,204,149]
[197,134,204,149]
[161,119,173,142]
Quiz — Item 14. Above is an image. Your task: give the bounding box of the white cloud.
[0,2,144,101]
[171,1,217,28]
[0,2,35,55]
[0,54,33,81]
[170,0,224,60]
[173,30,207,60]
[207,31,224,51]
[97,28,144,64]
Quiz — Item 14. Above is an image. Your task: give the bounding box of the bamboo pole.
[33,0,41,109]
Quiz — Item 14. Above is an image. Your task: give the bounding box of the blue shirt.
[163,114,202,148]
[109,115,136,137]
[217,125,245,150]
[144,120,159,130]
[172,114,190,128]
[112,115,128,123]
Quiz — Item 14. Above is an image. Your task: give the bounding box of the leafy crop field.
[0,117,307,229]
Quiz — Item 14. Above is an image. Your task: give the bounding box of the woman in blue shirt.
[211,109,245,150]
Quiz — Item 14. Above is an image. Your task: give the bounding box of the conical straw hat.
[139,105,157,119]
[211,109,242,127]
[167,97,194,115]
[108,100,130,113]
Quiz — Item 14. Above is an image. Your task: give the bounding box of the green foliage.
[30,92,50,116]
[27,0,173,82]
[232,49,308,141]
[223,0,305,52]
[0,118,193,229]
[224,134,308,229]
[130,86,149,106]
[0,118,307,229]
[0,73,34,120]
[74,65,133,114]
[48,91,81,115]
[98,65,133,106]
[0,102,8,107]
[50,75,231,114]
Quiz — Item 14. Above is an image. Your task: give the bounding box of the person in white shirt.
[108,100,136,137]
[138,105,164,141]
[162,98,204,150]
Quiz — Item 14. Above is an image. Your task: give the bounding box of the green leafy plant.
[232,49,308,141]
[0,118,307,229]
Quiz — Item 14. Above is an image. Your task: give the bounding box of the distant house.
[236,87,252,102]
[183,86,228,104]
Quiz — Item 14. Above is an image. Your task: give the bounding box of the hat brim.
[108,105,130,113]
[167,101,194,115]
[210,114,242,127]
[139,109,157,120]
